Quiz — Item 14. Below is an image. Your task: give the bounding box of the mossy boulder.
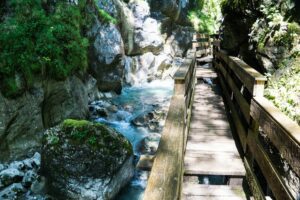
[41,119,134,200]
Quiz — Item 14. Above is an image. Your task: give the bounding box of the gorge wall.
[0,0,195,162]
[220,0,300,125]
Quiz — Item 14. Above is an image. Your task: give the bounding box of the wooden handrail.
[143,51,196,200]
[212,36,300,200]
[143,34,209,200]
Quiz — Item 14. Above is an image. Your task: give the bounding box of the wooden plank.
[187,134,233,143]
[189,128,233,137]
[136,155,155,171]
[189,119,231,129]
[251,97,300,177]
[185,141,239,153]
[218,72,247,151]
[215,51,266,95]
[244,158,266,200]
[182,184,245,198]
[184,152,245,176]
[191,113,227,121]
[183,196,245,200]
[215,61,250,123]
[143,95,185,200]
[196,68,217,78]
[247,131,294,200]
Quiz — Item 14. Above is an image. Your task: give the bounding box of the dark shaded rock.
[0,164,6,172]
[41,119,134,200]
[22,171,38,188]
[0,83,44,162]
[0,168,24,187]
[131,112,154,127]
[0,183,26,199]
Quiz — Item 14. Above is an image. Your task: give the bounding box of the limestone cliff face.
[92,0,195,86]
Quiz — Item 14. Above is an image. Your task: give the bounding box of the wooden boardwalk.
[143,34,300,200]
[182,57,246,200]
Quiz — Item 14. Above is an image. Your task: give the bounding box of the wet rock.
[0,164,7,172]
[22,171,38,188]
[30,176,47,195]
[41,119,134,200]
[9,161,24,171]
[0,183,26,199]
[131,112,154,127]
[137,133,161,155]
[96,108,108,117]
[31,152,41,169]
[107,105,118,113]
[0,168,24,187]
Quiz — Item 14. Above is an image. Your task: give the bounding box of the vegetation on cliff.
[0,0,117,98]
[189,0,222,34]
[0,0,91,97]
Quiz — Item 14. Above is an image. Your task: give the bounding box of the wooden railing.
[213,38,300,200]
[192,33,212,57]
[143,48,196,200]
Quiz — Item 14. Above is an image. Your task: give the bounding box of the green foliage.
[265,57,300,125]
[93,0,117,24]
[0,0,91,98]
[250,4,300,51]
[88,136,97,145]
[189,0,222,34]
[48,135,60,145]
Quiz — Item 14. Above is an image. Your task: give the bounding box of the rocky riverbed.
[89,79,174,199]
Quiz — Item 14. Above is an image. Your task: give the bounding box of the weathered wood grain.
[215,61,250,123]
[215,51,266,95]
[250,97,300,177]
[218,71,247,151]
[247,131,294,200]
[244,158,266,200]
[143,95,185,200]
[182,184,246,199]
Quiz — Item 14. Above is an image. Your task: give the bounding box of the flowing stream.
[92,79,174,200]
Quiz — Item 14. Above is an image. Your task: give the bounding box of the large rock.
[166,25,194,57]
[89,18,125,94]
[41,119,134,200]
[42,75,94,128]
[0,83,44,162]
[0,74,98,162]
[117,0,164,55]
[0,168,24,187]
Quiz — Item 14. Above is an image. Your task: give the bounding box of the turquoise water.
[95,79,174,200]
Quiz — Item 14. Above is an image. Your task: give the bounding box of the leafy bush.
[0,0,91,98]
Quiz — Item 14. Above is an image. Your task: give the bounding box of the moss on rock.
[42,119,133,182]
